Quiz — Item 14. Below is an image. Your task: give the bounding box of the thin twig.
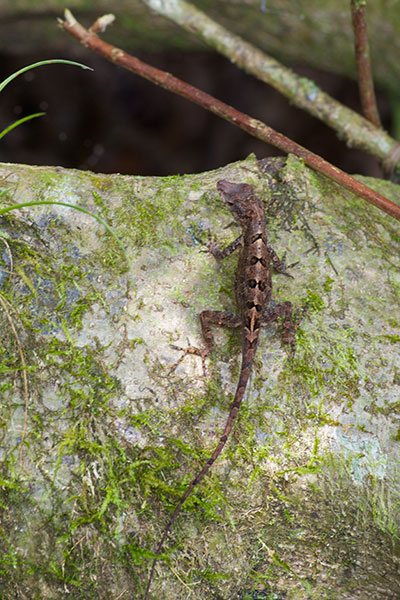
[59,11,400,221]
[0,293,29,462]
[351,0,381,128]
[141,0,395,166]
[0,235,14,280]
[168,563,195,593]
[0,233,29,461]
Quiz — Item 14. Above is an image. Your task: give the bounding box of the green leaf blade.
[0,59,93,93]
[0,112,46,141]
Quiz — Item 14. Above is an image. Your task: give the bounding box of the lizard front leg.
[206,234,243,261]
[266,242,295,277]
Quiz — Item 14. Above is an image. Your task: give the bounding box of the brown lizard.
[144,179,302,599]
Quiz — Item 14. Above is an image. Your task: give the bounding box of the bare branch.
[59,11,400,222]
[351,0,381,128]
[141,0,396,166]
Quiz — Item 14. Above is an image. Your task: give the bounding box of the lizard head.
[216,180,263,224]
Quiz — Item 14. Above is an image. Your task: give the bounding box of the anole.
[144,180,303,599]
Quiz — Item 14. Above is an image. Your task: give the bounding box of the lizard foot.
[200,231,225,261]
[169,344,210,376]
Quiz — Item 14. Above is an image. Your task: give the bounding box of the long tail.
[143,345,256,599]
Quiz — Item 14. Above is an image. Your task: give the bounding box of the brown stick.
[141,0,396,166]
[59,11,400,222]
[351,0,381,128]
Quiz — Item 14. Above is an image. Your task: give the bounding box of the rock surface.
[0,155,399,598]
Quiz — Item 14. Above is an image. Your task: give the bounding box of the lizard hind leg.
[261,302,308,353]
[170,310,242,376]
[261,301,303,352]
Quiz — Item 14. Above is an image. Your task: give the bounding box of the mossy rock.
[0,154,399,599]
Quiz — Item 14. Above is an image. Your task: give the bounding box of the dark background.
[0,49,391,177]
